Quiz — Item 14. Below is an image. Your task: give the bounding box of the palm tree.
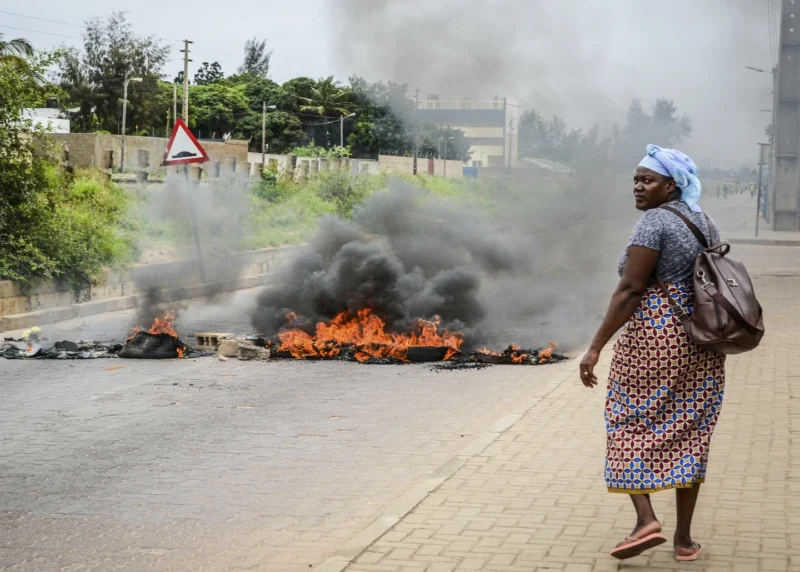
[0,34,33,64]
[298,76,352,117]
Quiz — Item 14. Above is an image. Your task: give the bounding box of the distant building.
[22,108,70,133]
[416,98,519,168]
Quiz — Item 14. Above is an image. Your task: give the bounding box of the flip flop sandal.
[675,542,702,562]
[610,533,667,560]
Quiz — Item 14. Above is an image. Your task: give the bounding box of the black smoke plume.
[251,182,527,345]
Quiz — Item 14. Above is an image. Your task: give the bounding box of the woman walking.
[580,145,725,562]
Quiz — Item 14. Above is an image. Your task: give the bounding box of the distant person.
[716,183,721,198]
[723,184,729,199]
[580,144,723,563]
[751,183,755,198]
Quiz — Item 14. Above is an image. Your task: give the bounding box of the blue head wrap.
[638,144,702,212]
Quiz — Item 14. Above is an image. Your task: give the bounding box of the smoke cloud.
[131,170,255,328]
[251,181,531,347]
[331,0,775,168]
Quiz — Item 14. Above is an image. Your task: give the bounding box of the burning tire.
[119,332,187,359]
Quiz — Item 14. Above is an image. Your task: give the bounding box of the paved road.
[2,193,796,571]
[0,352,576,571]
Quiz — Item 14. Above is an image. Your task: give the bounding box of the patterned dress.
[607,204,726,494]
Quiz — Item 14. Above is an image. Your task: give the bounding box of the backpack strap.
[654,205,709,323]
[659,205,709,248]
[654,274,690,322]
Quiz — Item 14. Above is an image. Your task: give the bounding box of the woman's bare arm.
[579,246,660,387]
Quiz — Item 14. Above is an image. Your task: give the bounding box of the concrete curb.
[0,272,288,332]
[313,364,575,572]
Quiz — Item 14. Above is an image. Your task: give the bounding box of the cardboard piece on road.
[162,118,209,165]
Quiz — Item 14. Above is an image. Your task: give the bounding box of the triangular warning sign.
[162,118,210,165]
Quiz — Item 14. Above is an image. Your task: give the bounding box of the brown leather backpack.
[655,205,765,355]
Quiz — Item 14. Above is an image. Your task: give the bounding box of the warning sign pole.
[163,119,210,283]
[184,167,208,283]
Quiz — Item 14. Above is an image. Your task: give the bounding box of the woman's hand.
[579,349,600,388]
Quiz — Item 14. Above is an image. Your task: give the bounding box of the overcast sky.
[1,0,780,168]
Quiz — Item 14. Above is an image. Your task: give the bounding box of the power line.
[0,10,84,28]
[0,23,81,40]
[1,9,317,80]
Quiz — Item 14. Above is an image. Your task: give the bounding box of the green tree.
[214,73,282,147]
[0,33,34,65]
[345,75,414,158]
[277,76,317,111]
[194,61,224,85]
[264,111,305,152]
[615,98,692,168]
[239,38,271,77]
[188,82,249,137]
[231,73,280,112]
[519,110,577,163]
[56,11,170,135]
[298,76,352,117]
[418,123,471,162]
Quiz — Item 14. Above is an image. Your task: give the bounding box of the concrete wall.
[0,246,302,331]
[378,155,464,178]
[244,152,464,179]
[247,153,380,176]
[50,133,249,172]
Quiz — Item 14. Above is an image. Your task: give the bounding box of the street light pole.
[747,64,778,226]
[262,103,276,168]
[340,112,355,148]
[181,40,193,122]
[413,88,420,175]
[121,76,142,171]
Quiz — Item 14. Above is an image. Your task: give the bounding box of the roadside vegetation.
[0,52,137,293]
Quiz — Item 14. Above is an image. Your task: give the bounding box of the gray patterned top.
[618,201,721,284]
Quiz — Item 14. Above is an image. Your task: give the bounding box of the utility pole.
[413,88,420,175]
[180,39,192,122]
[263,101,267,168]
[173,83,177,127]
[443,126,447,178]
[260,104,277,167]
[120,75,142,171]
[756,143,771,237]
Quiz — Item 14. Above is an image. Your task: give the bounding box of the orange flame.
[511,351,529,364]
[126,311,180,343]
[477,346,500,356]
[148,311,179,338]
[538,342,557,364]
[277,309,463,362]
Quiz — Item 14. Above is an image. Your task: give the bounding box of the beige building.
[416,98,519,168]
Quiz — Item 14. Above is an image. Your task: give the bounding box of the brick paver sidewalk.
[336,271,800,572]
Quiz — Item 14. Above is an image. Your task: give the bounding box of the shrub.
[1,54,136,292]
[311,172,386,217]
[290,143,352,159]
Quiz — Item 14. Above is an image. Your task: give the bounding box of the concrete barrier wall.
[51,133,249,172]
[378,155,464,178]
[248,153,458,179]
[0,246,303,331]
